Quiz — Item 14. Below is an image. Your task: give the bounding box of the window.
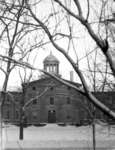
[108,97,113,105]
[46,66,50,72]
[50,87,54,91]
[67,115,71,119]
[50,97,54,105]
[50,65,53,72]
[67,86,71,90]
[6,111,9,119]
[33,112,37,119]
[67,97,71,104]
[33,99,37,104]
[53,66,56,72]
[33,115,37,119]
[16,111,19,119]
[32,86,36,91]
[6,97,10,104]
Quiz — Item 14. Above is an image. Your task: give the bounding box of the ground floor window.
[67,115,71,119]
[15,110,19,119]
[6,110,9,119]
[32,112,37,120]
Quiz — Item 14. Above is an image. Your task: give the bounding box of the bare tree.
[24,0,115,119]
[0,0,44,146]
[0,0,115,148]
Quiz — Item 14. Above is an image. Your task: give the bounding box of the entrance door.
[48,110,56,123]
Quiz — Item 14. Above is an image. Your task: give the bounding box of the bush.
[34,123,46,127]
[57,123,66,126]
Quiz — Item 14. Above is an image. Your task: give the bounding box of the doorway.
[48,110,56,123]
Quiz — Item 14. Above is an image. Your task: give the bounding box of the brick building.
[23,52,85,124]
[2,52,115,125]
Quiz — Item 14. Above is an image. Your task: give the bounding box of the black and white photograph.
[0,0,115,150]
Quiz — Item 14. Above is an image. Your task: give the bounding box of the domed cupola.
[43,52,59,75]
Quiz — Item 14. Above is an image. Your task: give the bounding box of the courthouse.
[2,53,115,125]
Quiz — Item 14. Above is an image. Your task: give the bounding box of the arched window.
[47,66,50,72]
[52,65,54,72]
[50,65,53,72]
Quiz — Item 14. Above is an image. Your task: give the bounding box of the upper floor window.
[6,97,10,104]
[32,86,36,91]
[67,86,71,90]
[67,97,71,104]
[108,97,113,105]
[50,97,54,105]
[50,87,54,91]
[33,99,37,104]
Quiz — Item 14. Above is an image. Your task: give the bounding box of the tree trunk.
[19,84,25,140]
[19,109,24,140]
[92,107,96,150]
[92,121,96,150]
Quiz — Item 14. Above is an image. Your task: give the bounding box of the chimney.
[70,71,74,82]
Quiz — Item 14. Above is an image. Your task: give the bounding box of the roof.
[43,52,59,63]
[24,75,82,90]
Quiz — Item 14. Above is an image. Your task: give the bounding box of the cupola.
[43,52,59,75]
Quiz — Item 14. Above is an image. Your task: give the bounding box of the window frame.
[33,99,37,105]
[67,97,71,104]
[50,97,54,105]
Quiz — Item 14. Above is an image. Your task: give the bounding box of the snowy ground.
[1,123,115,150]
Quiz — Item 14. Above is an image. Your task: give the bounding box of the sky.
[6,49,78,90]
[0,0,114,91]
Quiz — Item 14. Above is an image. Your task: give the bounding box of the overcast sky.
[0,0,114,91]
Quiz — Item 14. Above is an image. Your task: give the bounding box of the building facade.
[2,53,115,125]
[23,52,86,124]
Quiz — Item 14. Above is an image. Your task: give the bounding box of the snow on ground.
[2,123,115,141]
[1,123,115,149]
